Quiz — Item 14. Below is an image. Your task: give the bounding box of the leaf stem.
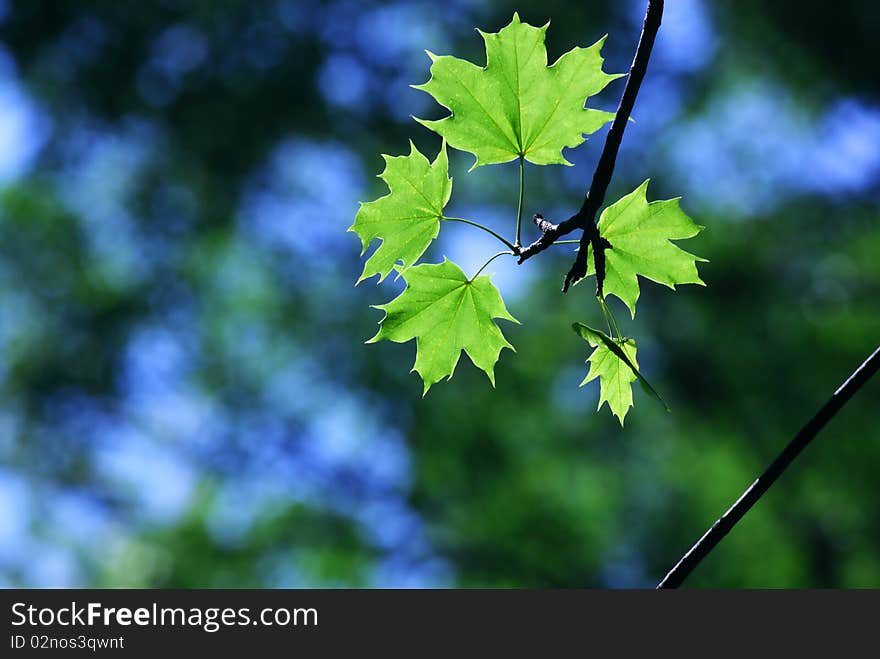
[470,250,514,281]
[599,296,624,345]
[443,216,517,252]
[598,297,614,337]
[515,156,525,248]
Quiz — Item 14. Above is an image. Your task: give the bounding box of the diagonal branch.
[657,344,880,588]
[517,0,664,296]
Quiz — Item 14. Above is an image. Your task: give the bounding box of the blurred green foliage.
[0,0,877,588]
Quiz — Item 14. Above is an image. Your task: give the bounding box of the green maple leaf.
[349,141,451,283]
[573,323,641,425]
[573,323,668,425]
[368,259,518,394]
[413,13,622,168]
[586,179,707,317]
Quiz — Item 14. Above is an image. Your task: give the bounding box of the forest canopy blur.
[0,0,877,587]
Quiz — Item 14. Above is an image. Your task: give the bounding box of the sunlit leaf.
[414,13,621,168]
[369,259,518,393]
[349,141,451,283]
[586,179,706,317]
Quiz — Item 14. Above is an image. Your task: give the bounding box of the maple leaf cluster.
[349,14,705,424]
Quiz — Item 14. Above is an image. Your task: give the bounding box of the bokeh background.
[0,0,878,588]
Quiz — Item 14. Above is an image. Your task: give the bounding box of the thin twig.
[657,344,880,588]
[469,250,515,281]
[564,0,663,294]
[517,0,664,297]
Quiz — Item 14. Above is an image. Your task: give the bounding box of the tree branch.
[517,0,664,296]
[657,344,880,588]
